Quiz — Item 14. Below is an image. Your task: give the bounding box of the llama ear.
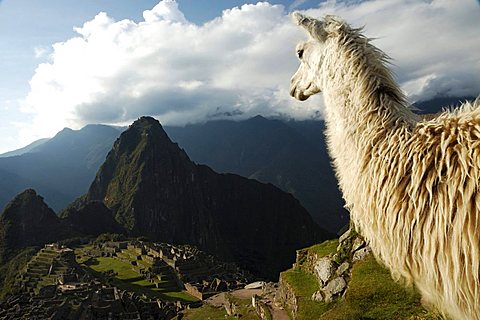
[291,12,327,42]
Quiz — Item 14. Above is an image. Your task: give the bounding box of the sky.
[0,0,479,153]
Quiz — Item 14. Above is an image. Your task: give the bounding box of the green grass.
[319,256,441,320]
[184,296,258,320]
[281,268,332,319]
[0,247,37,300]
[307,240,339,257]
[84,256,197,302]
[184,304,236,320]
[282,268,318,298]
[163,291,200,302]
[73,245,95,264]
[89,257,141,280]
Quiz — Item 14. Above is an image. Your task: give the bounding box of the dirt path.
[232,288,263,300]
[205,287,291,320]
[267,301,290,320]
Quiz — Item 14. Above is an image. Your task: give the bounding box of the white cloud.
[34,46,49,59]
[143,0,187,23]
[22,0,480,141]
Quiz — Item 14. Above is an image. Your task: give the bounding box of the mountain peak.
[130,116,163,131]
[2,189,50,219]
[55,127,74,136]
[120,116,171,145]
[18,188,37,197]
[248,115,268,122]
[0,189,61,263]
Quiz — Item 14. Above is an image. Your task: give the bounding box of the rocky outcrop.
[309,228,371,303]
[276,228,373,319]
[83,116,327,279]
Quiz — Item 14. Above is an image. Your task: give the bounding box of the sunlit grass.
[83,255,197,302]
[183,296,258,320]
[307,239,339,257]
[320,256,442,320]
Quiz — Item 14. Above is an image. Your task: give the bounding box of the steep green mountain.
[165,116,347,233]
[83,116,327,279]
[0,125,120,212]
[0,189,64,264]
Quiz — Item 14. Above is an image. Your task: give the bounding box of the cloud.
[34,46,49,59]
[24,0,319,137]
[22,0,480,140]
[288,0,309,12]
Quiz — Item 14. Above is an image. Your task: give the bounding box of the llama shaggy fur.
[290,13,480,320]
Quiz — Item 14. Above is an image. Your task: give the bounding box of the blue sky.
[0,0,479,153]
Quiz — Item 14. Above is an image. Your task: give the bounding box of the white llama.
[290,12,480,320]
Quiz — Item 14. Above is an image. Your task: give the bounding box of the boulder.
[353,246,372,262]
[314,257,334,285]
[245,281,265,290]
[324,277,346,296]
[338,229,352,244]
[336,262,350,276]
[352,237,365,252]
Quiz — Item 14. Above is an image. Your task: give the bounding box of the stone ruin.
[143,242,254,300]
[0,243,184,319]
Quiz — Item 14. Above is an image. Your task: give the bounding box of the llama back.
[352,98,480,320]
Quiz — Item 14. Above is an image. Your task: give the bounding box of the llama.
[290,12,480,320]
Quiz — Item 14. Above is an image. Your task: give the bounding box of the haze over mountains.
[0,125,122,213]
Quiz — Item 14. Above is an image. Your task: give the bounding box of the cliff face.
[0,189,63,263]
[85,116,327,278]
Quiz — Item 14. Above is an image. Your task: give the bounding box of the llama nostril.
[298,92,309,101]
[290,87,296,97]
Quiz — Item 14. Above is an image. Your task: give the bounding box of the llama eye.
[297,49,304,59]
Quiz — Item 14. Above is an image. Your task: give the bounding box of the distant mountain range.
[0,125,122,213]
[413,96,476,114]
[0,96,472,233]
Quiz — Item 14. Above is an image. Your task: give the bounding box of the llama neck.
[321,38,417,133]
[319,37,419,207]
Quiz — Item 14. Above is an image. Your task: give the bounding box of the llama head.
[290,13,346,101]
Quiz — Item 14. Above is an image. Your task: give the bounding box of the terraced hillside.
[17,245,75,295]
